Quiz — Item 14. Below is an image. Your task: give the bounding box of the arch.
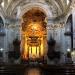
[66,14,72,23]
[0,12,5,27]
[0,12,6,36]
[18,3,52,19]
[65,11,72,24]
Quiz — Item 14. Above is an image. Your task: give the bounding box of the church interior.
[0,0,75,75]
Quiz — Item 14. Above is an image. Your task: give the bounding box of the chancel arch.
[18,3,52,19]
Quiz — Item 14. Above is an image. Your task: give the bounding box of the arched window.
[65,14,73,50]
[0,16,5,36]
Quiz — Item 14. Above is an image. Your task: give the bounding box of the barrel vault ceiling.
[0,0,74,20]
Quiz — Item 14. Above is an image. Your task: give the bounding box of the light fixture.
[0,48,4,51]
[67,48,71,52]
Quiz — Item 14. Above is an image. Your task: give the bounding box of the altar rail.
[0,64,75,75]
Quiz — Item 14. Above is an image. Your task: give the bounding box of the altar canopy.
[21,8,47,61]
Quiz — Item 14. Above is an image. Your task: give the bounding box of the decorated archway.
[21,7,47,61]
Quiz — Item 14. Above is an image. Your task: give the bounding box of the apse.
[21,8,47,62]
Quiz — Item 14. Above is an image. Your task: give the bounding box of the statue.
[47,37,60,63]
[13,37,21,60]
